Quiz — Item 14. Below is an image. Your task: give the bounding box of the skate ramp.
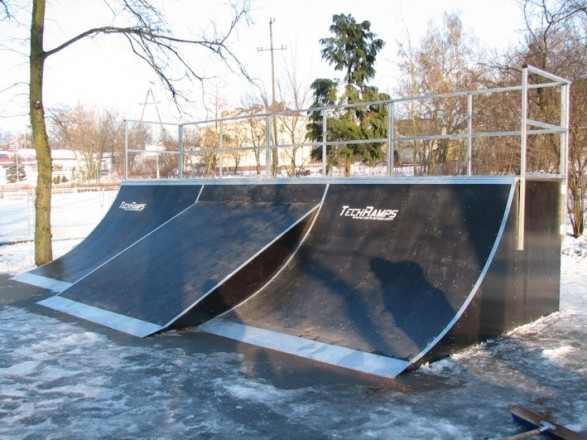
[26,178,562,378]
[12,183,201,291]
[200,180,518,378]
[39,184,325,337]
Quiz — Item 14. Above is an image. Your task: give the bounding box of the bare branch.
[0,0,11,20]
[42,0,253,107]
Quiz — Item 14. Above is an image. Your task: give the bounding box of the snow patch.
[223,381,294,403]
[542,345,575,360]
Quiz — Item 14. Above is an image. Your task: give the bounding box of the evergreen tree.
[6,155,26,183]
[307,13,389,176]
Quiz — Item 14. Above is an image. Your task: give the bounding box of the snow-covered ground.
[0,189,585,439]
[0,188,116,244]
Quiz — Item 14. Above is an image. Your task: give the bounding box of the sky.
[0,0,527,136]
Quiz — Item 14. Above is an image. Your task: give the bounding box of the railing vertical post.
[219,120,224,178]
[322,110,327,177]
[266,114,272,178]
[387,102,395,177]
[560,83,570,179]
[178,124,184,179]
[124,119,129,180]
[560,81,571,237]
[467,93,473,176]
[517,66,529,251]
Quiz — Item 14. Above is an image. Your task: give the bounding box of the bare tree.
[396,13,483,175]
[50,105,124,183]
[276,50,312,176]
[238,94,269,175]
[23,0,252,265]
[517,0,587,237]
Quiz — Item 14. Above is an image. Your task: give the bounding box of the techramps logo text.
[119,201,147,212]
[339,205,399,221]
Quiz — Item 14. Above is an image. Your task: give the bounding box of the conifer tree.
[307,13,388,176]
[6,155,26,183]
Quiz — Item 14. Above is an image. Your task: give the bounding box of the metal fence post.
[266,114,271,178]
[219,120,224,178]
[322,110,327,177]
[560,81,571,237]
[124,120,129,180]
[178,124,184,179]
[387,102,395,177]
[467,93,473,176]
[517,66,529,251]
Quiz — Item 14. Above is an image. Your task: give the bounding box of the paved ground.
[1,272,586,439]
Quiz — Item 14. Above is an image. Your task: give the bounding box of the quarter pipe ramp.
[12,183,202,291]
[200,180,520,377]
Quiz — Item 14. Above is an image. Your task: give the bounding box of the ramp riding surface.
[39,184,325,337]
[201,180,517,377]
[12,183,201,291]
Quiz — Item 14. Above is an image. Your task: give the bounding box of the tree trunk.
[30,0,53,266]
[345,154,352,177]
[568,171,585,238]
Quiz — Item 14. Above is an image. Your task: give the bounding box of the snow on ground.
[0,188,116,244]
[0,190,586,439]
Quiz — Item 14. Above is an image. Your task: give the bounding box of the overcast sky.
[0,0,526,135]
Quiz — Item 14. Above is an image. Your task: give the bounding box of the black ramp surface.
[41,184,325,337]
[208,182,515,376]
[13,183,201,289]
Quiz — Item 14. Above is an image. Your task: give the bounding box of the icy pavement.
[0,239,585,439]
[0,192,586,439]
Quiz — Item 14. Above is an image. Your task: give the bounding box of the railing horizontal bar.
[126,127,566,157]
[124,119,182,126]
[526,65,572,85]
[527,119,562,130]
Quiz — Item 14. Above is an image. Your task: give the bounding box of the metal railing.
[123,65,571,249]
[124,65,570,184]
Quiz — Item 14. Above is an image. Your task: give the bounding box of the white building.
[0,148,110,185]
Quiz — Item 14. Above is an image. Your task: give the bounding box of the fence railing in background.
[124,65,570,183]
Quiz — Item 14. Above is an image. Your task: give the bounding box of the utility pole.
[257,18,286,176]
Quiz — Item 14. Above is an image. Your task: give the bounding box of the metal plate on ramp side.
[198,319,410,378]
[11,273,72,293]
[39,296,163,337]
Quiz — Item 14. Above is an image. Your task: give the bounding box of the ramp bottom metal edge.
[11,273,72,293]
[38,296,163,337]
[198,319,411,378]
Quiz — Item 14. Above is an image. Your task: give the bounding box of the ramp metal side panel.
[39,296,162,337]
[41,184,326,336]
[213,182,515,376]
[198,320,410,378]
[13,183,202,287]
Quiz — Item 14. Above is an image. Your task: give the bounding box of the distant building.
[0,148,112,184]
